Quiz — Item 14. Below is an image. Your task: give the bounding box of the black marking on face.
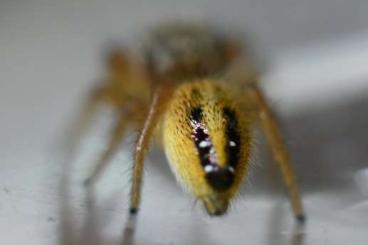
[223,107,240,170]
[205,165,234,191]
[190,107,212,167]
[189,107,235,191]
[190,107,203,122]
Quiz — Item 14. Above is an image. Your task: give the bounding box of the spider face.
[163,80,252,216]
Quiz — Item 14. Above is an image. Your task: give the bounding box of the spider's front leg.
[66,84,112,154]
[129,82,173,215]
[83,48,149,186]
[247,83,306,224]
[79,46,132,130]
[83,107,133,186]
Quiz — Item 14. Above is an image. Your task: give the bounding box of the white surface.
[262,31,368,114]
[1,1,368,244]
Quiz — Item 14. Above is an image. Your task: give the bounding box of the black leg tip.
[296,214,306,224]
[83,177,95,188]
[129,208,138,215]
[83,179,90,187]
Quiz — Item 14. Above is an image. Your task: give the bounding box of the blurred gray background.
[1,0,368,245]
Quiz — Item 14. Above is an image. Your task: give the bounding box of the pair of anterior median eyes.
[204,165,235,174]
[197,137,237,148]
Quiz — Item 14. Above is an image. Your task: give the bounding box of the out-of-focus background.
[1,1,368,244]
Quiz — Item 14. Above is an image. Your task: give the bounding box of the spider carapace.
[79,22,305,222]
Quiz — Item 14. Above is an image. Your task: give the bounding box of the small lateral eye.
[204,165,214,173]
[223,107,241,171]
[199,140,211,148]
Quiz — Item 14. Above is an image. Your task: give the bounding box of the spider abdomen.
[162,80,252,215]
[144,23,240,81]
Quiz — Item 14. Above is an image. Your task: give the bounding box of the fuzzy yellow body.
[163,80,251,214]
[81,22,305,222]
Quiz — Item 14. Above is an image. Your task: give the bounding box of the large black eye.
[189,107,235,191]
[223,108,240,170]
[190,107,212,167]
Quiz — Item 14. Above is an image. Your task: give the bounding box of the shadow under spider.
[57,136,136,245]
[266,200,306,245]
[59,170,136,245]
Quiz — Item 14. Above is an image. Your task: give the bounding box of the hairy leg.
[247,83,305,223]
[84,110,130,186]
[65,86,114,157]
[129,83,173,215]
